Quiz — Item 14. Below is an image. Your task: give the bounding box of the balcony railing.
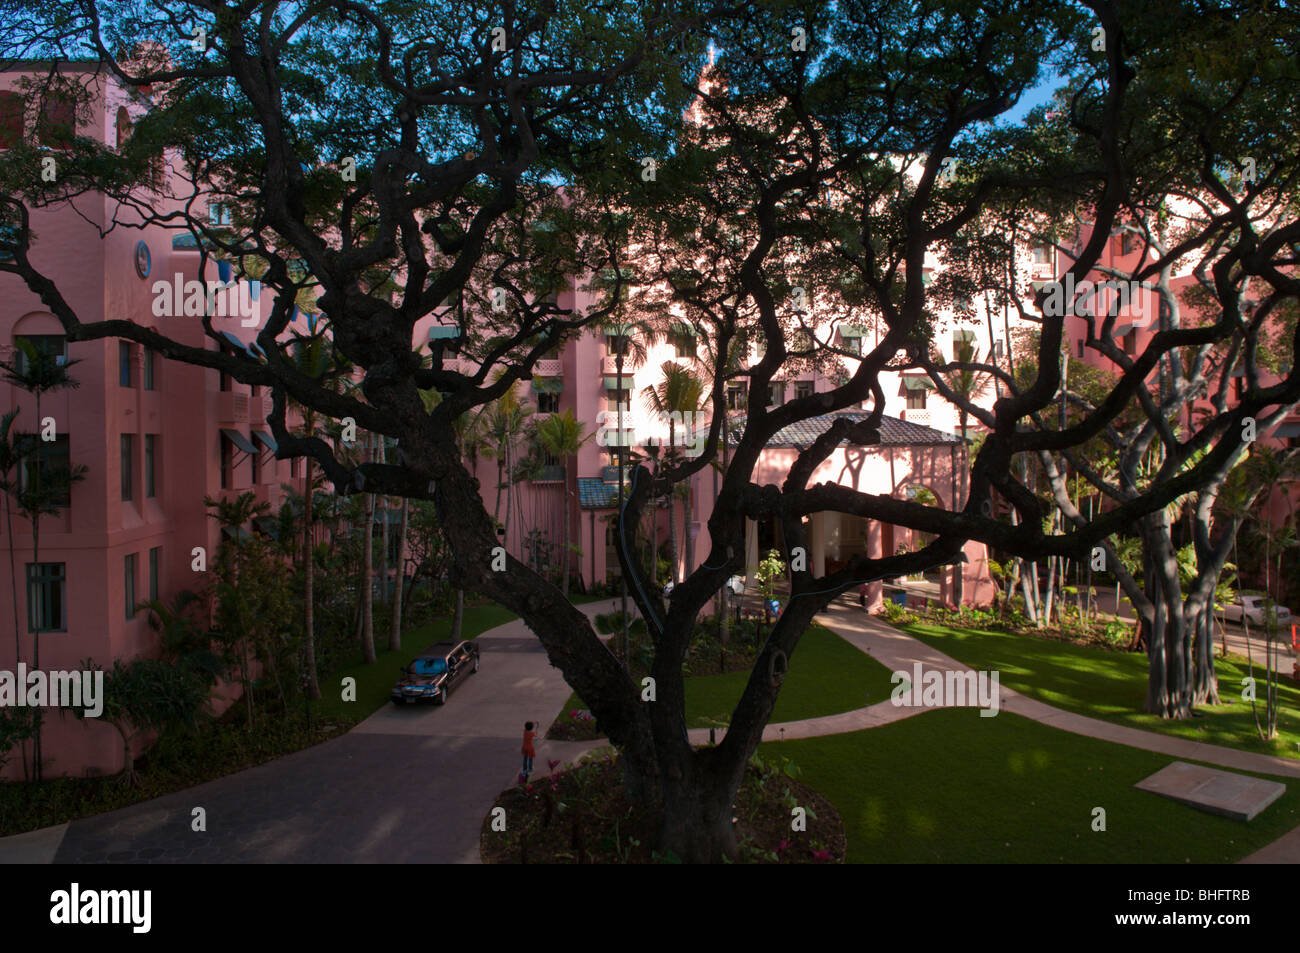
[901,408,931,426]
[535,358,562,377]
[533,464,565,483]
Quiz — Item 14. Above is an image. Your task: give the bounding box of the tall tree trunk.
[388,498,408,652]
[561,478,572,597]
[380,440,390,606]
[361,449,376,664]
[685,477,696,583]
[302,458,320,699]
[452,587,465,640]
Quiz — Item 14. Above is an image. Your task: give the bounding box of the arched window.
[0,91,22,150]
[115,106,131,149]
[38,94,75,148]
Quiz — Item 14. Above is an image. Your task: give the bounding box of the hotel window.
[144,434,157,498]
[794,381,814,400]
[291,456,301,479]
[727,381,748,410]
[13,334,66,374]
[1031,244,1051,265]
[38,94,75,148]
[250,439,261,484]
[208,203,233,227]
[605,387,631,412]
[0,91,22,149]
[906,386,928,410]
[1233,376,1245,401]
[21,435,72,506]
[605,333,631,357]
[26,563,66,633]
[124,553,136,619]
[119,341,134,387]
[220,433,233,489]
[115,106,131,149]
[143,348,156,390]
[993,340,1004,361]
[1121,230,1138,255]
[1077,339,1085,358]
[148,546,160,602]
[671,328,697,359]
[769,381,785,406]
[120,434,134,501]
[1123,330,1137,355]
[537,390,560,414]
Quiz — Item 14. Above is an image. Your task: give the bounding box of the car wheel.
[473,657,480,673]
[436,687,448,705]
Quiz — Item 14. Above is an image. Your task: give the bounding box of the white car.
[1219,595,1292,627]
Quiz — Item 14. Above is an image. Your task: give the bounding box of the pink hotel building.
[2,64,1296,778]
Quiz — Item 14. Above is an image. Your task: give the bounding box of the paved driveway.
[41,605,607,864]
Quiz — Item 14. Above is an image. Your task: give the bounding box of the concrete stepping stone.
[1135,761,1286,821]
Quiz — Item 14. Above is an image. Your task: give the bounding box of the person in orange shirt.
[520,721,536,780]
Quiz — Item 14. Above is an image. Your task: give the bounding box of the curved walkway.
[702,602,1300,781]
[4,596,1297,863]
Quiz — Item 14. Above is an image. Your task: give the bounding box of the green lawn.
[760,708,1300,863]
[899,619,1300,760]
[685,623,897,728]
[554,622,897,732]
[310,603,517,723]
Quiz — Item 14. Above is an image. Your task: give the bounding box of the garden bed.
[480,751,845,863]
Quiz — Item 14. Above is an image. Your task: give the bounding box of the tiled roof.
[578,412,959,510]
[728,411,960,448]
[577,477,621,509]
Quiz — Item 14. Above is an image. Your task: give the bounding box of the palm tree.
[204,491,272,728]
[641,360,708,583]
[480,377,534,557]
[536,409,592,597]
[691,330,746,645]
[2,337,82,780]
[0,407,36,777]
[596,315,663,665]
[940,336,991,441]
[285,329,345,699]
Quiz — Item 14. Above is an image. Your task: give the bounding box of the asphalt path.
[45,603,608,864]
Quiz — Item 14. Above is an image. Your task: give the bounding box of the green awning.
[953,329,976,342]
[221,525,252,542]
[603,376,632,389]
[669,322,696,337]
[428,325,461,340]
[839,325,866,338]
[221,429,259,455]
[252,430,277,453]
[901,376,936,391]
[532,377,563,394]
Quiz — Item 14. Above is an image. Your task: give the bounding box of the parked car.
[1217,595,1292,627]
[390,639,480,705]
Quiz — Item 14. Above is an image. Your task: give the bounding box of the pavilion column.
[866,519,883,610]
[745,517,759,578]
[810,512,826,577]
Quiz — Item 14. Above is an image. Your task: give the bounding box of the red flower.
[812,849,831,862]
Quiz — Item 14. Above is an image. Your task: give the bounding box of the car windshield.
[410,658,448,676]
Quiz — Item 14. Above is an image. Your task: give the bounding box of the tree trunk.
[389,497,408,652]
[452,587,465,640]
[561,481,572,598]
[658,764,741,863]
[302,459,320,699]
[361,481,376,664]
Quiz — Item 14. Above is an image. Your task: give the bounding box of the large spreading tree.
[3,0,1300,861]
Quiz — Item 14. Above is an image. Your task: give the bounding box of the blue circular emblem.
[134,240,151,279]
